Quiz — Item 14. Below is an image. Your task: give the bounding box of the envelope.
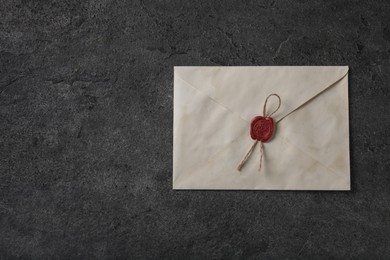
[173,66,350,190]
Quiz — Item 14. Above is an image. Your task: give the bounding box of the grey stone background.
[0,0,389,258]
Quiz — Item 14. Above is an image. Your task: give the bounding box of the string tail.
[237,141,258,171]
[258,142,263,172]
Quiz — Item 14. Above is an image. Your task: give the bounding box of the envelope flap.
[174,66,349,122]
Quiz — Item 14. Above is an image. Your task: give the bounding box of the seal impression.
[250,116,274,142]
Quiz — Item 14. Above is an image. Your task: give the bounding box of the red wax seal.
[250,116,274,142]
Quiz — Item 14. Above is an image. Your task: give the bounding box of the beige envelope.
[173,66,350,190]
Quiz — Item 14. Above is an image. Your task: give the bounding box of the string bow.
[237,94,281,171]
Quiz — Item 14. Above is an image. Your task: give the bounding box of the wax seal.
[237,94,281,171]
[250,116,274,142]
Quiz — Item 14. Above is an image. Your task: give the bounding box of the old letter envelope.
[173,66,350,190]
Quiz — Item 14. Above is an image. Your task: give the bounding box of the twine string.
[236,140,258,171]
[258,141,263,171]
[237,94,281,172]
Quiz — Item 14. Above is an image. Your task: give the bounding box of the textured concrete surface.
[1,0,390,258]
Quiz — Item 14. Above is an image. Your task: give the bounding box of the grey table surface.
[1,0,390,259]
